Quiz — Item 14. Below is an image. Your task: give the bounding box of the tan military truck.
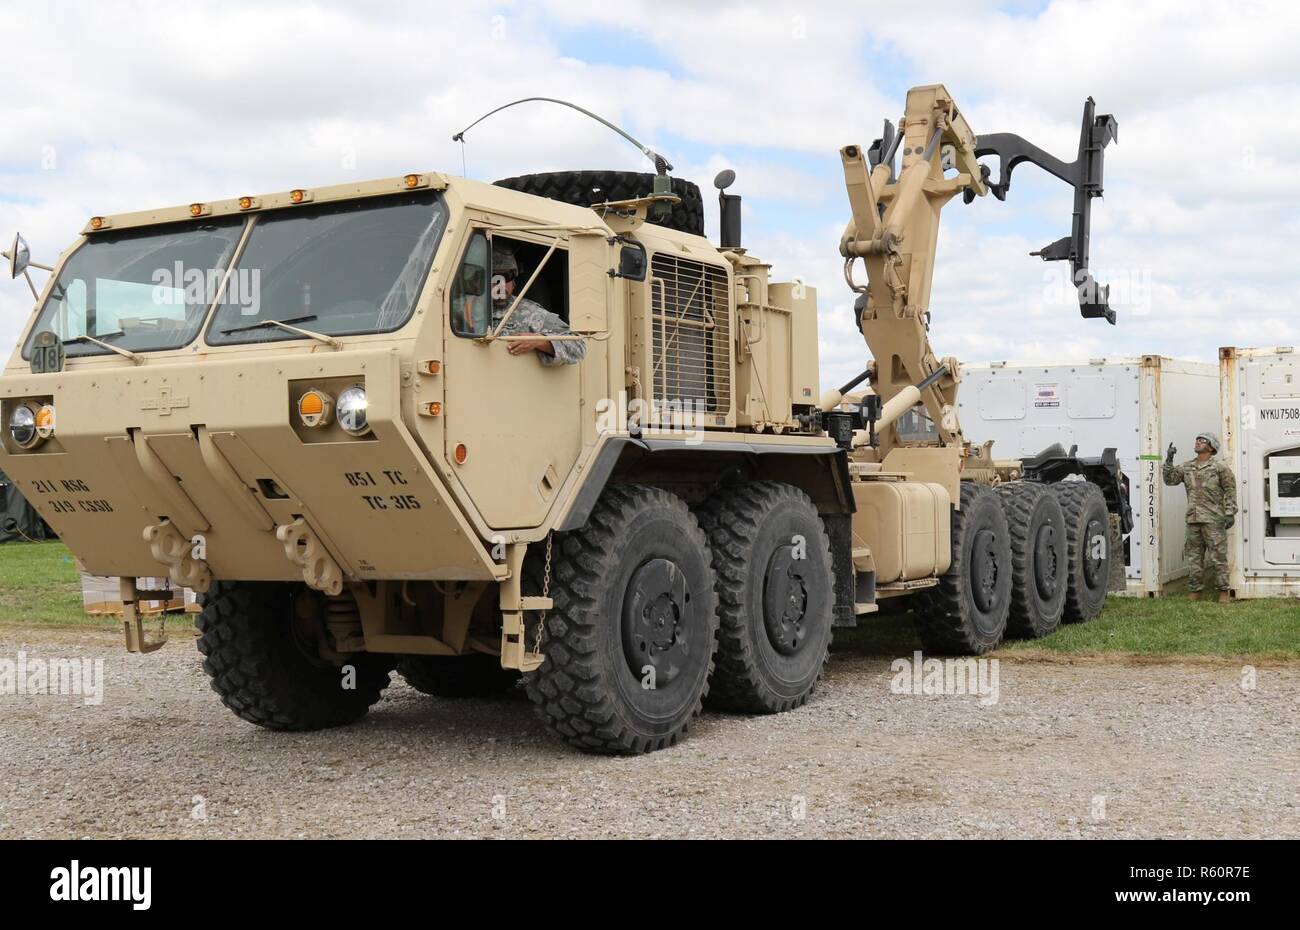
[0,85,1127,753]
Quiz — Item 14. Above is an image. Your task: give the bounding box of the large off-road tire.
[1051,480,1111,623]
[912,482,1012,655]
[493,170,705,236]
[996,481,1068,639]
[397,654,520,698]
[523,485,719,754]
[695,481,834,714]
[196,582,392,731]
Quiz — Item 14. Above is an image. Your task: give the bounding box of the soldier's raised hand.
[1165,442,1176,466]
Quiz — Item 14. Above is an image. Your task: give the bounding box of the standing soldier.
[1163,432,1237,603]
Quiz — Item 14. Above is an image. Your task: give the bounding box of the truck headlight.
[9,404,38,449]
[336,386,369,436]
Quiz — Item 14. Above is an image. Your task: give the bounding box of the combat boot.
[1218,591,1231,604]
[1187,592,1201,601]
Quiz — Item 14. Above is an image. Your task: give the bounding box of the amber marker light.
[404,174,421,189]
[454,443,468,465]
[34,404,56,439]
[426,402,443,417]
[297,389,333,428]
[89,217,104,230]
[239,196,254,210]
[290,189,305,204]
[190,203,205,217]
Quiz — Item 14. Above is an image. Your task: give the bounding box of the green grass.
[3,542,1297,658]
[0,541,90,625]
[0,541,126,627]
[998,596,1300,660]
[832,596,1300,661]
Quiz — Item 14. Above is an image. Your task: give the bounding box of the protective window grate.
[650,253,731,416]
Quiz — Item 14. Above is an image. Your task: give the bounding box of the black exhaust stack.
[714,169,742,249]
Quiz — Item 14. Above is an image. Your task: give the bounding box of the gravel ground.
[1,626,1296,839]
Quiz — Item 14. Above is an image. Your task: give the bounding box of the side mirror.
[615,241,648,282]
[568,232,611,333]
[8,232,30,279]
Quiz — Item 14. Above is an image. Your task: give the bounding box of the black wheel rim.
[762,545,810,656]
[1083,517,1106,588]
[970,528,1000,621]
[621,558,694,687]
[1033,522,1061,600]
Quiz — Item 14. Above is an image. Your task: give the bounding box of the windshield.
[22,218,246,359]
[206,191,447,345]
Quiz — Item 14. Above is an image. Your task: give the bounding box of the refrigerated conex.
[958,356,1220,596]
[1220,346,1300,598]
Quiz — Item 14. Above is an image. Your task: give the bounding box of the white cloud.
[0,0,1295,394]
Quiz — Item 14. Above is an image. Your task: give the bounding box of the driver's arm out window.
[450,232,490,337]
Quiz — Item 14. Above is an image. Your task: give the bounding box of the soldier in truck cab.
[490,246,585,366]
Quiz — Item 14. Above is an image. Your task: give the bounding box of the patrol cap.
[1196,431,1221,453]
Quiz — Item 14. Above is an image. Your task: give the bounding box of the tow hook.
[143,519,212,592]
[276,518,344,596]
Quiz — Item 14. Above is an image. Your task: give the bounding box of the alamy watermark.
[0,651,104,705]
[595,390,708,445]
[49,860,150,910]
[889,650,1000,706]
[1042,266,1152,316]
[151,262,260,315]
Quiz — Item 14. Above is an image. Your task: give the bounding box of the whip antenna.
[452,97,673,175]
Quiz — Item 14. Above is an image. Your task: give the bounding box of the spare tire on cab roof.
[492,170,705,237]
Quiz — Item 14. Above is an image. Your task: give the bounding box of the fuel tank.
[850,476,951,583]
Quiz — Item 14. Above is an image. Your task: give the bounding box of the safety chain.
[532,532,553,656]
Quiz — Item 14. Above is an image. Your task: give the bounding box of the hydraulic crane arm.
[837,84,1117,457]
[976,95,1119,323]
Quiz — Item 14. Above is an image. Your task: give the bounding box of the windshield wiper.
[220,315,340,348]
[220,314,315,334]
[63,331,141,364]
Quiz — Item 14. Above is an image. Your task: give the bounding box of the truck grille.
[649,253,731,416]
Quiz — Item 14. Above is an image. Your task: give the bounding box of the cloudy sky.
[2,0,1296,388]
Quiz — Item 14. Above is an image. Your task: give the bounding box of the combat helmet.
[1196,431,1221,454]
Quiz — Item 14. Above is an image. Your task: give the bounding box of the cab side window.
[450,232,490,337]
[496,235,569,323]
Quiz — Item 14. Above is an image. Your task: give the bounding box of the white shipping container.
[958,356,1219,596]
[79,573,184,615]
[1219,346,1300,598]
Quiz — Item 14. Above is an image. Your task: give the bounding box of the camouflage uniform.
[491,297,586,367]
[1162,436,1237,593]
[490,245,585,367]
